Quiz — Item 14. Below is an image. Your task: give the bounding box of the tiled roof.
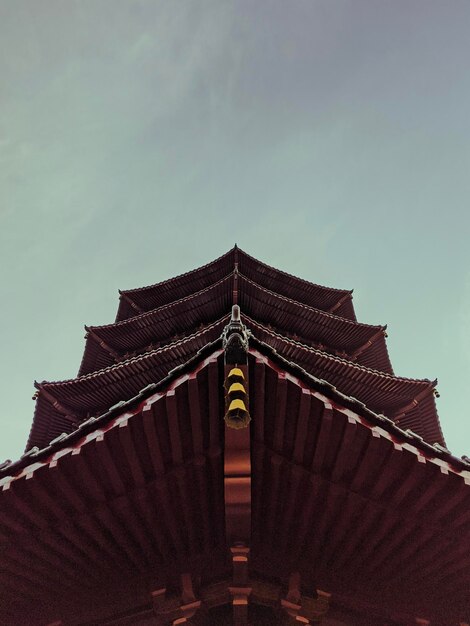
[28,319,227,450]
[27,311,443,453]
[245,316,439,433]
[116,246,355,321]
[236,248,355,319]
[80,268,385,378]
[79,273,233,375]
[237,273,392,373]
[23,248,443,458]
[251,340,443,447]
[116,248,235,320]
[1,248,466,625]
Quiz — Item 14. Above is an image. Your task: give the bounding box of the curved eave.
[1,348,468,624]
[247,319,444,445]
[237,247,356,320]
[6,341,466,491]
[27,319,227,450]
[28,310,442,462]
[81,273,384,377]
[79,274,233,375]
[246,350,469,622]
[238,274,393,373]
[116,248,235,320]
[116,246,355,323]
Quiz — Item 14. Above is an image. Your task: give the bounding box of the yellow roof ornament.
[228,367,245,380]
[228,399,247,413]
[228,382,246,395]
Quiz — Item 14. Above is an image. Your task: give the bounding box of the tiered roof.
[116,248,356,321]
[28,246,441,451]
[0,246,468,625]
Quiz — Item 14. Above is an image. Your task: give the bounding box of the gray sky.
[1,0,470,461]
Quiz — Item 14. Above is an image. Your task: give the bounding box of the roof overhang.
[1,346,468,624]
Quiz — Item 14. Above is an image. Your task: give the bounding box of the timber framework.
[0,246,469,625]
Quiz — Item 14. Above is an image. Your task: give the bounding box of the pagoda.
[0,247,469,625]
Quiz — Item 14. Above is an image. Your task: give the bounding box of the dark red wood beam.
[350,326,387,360]
[1,484,96,589]
[34,384,78,425]
[229,545,251,626]
[223,360,251,546]
[328,290,353,315]
[119,289,144,314]
[85,326,120,360]
[394,385,435,422]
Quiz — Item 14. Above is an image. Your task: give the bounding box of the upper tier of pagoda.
[116,247,356,321]
[27,246,444,451]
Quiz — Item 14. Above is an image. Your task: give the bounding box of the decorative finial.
[224,367,250,429]
[222,306,249,365]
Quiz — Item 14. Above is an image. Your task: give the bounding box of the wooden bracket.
[281,573,330,625]
[152,574,204,626]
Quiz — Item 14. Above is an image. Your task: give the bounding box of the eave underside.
[1,351,468,625]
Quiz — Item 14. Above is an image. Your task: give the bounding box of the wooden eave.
[246,318,444,445]
[116,248,236,321]
[0,349,468,625]
[30,301,440,455]
[247,350,469,623]
[79,273,234,376]
[116,247,355,323]
[26,319,228,451]
[0,351,228,624]
[81,272,387,378]
[237,273,392,373]
[236,247,356,320]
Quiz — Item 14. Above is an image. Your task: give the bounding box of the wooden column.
[229,544,252,626]
[223,308,252,546]
[224,411,251,544]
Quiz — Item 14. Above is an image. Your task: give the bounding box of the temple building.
[0,246,469,625]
